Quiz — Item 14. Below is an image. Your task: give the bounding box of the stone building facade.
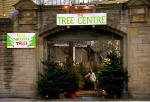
[0,0,150,99]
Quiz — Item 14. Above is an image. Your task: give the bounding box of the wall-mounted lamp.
[3,14,6,17]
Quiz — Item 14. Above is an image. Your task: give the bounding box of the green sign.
[7,33,36,48]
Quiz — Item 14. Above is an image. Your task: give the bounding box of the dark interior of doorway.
[45,26,123,97]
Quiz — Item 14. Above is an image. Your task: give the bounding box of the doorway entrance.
[43,26,126,98]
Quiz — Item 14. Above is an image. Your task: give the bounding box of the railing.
[32,0,101,5]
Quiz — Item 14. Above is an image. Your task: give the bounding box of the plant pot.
[70,93,76,99]
[113,95,117,99]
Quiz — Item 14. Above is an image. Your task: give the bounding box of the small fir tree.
[97,49,128,98]
[37,61,63,98]
[37,43,80,98]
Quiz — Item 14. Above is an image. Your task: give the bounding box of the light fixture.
[83,6,90,9]
[74,7,78,9]
[64,6,69,9]
[117,2,120,4]
[3,14,6,17]
[71,4,94,9]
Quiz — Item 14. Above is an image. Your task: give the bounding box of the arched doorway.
[41,25,127,98]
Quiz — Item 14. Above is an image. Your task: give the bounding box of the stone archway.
[40,25,127,68]
[40,25,127,97]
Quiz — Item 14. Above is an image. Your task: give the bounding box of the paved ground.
[0,91,149,102]
[0,97,129,102]
[0,97,148,102]
[1,97,150,102]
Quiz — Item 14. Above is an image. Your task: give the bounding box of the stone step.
[76,90,98,97]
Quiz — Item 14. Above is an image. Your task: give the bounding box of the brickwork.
[0,19,14,96]
[127,26,150,98]
[0,18,37,98]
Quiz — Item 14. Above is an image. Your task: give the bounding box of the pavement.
[0,91,150,102]
[0,97,148,102]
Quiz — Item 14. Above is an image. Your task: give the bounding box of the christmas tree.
[97,49,128,98]
[37,43,80,98]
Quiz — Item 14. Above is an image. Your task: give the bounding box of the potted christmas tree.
[97,49,128,98]
[37,43,80,99]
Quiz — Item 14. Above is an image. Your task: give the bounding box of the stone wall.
[0,18,14,97]
[128,26,150,98]
[0,18,37,98]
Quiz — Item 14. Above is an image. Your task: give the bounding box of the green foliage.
[37,61,62,98]
[37,43,80,98]
[37,61,80,98]
[83,77,95,90]
[62,42,80,93]
[76,63,87,90]
[96,50,128,97]
[76,63,88,76]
